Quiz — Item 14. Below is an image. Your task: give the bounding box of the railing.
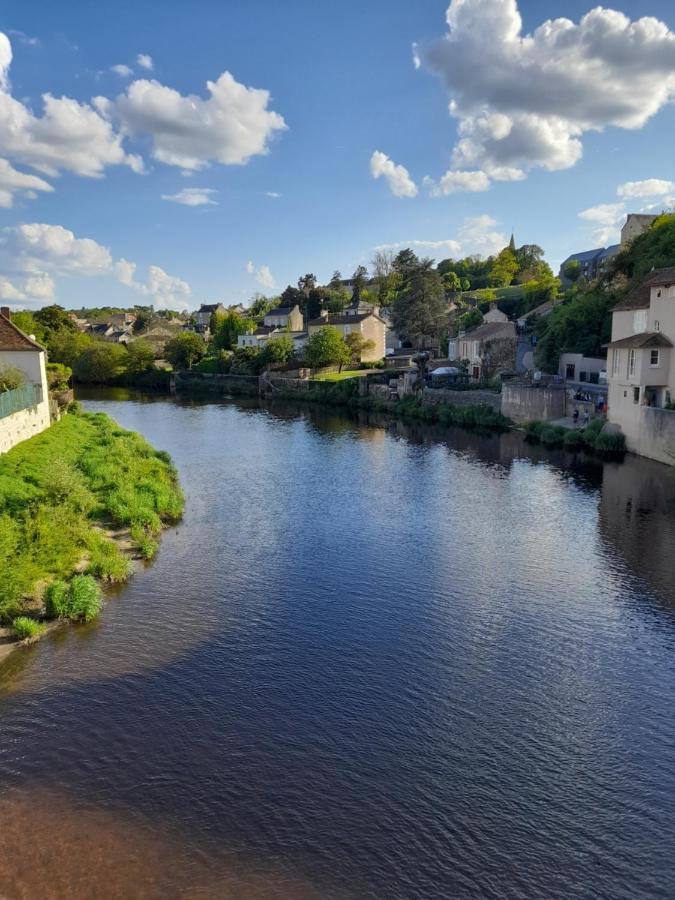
[0,384,42,420]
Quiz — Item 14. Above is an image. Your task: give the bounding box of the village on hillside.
[1,211,674,464]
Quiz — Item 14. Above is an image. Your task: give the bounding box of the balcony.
[0,384,43,420]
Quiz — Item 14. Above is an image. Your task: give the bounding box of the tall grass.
[45,576,101,622]
[0,411,183,623]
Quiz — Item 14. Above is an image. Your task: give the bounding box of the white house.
[263,304,304,331]
[0,308,52,454]
[606,268,675,464]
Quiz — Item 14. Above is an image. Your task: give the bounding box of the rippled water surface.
[2,392,675,899]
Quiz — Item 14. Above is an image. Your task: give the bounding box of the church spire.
[508,232,516,251]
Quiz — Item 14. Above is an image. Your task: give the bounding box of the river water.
[1,391,675,899]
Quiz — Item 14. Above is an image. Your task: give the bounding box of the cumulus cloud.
[370,150,418,198]
[418,0,675,191]
[111,64,133,78]
[266,191,281,198]
[136,54,153,70]
[578,202,626,244]
[617,178,675,199]
[375,214,507,260]
[111,71,287,170]
[0,159,53,207]
[424,168,490,196]
[161,187,217,206]
[0,31,287,205]
[0,222,191,308]
[245,259,275,288]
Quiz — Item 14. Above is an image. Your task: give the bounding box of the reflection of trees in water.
[598,457,675,609]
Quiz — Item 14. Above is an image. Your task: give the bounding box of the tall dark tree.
[390,258,445,349]
[351,265,368,303]
[329,270,342,289]
[297,273,317,297]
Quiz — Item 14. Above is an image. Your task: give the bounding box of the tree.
[262,335,295,367]
[562,259,581,283]
[460,277,471,292]
[351,265,368,303]
[390,258,445,348]
[533,288,615,372]
[0,365,25,392]
[248,294,275,321]
[280,285,305,308]
[488,248,519,287]
[230,346,263,375]
[125,339,156,376]
[442,271,462,292]
[11,311,45,344]
[212,310,254,351]
[344,332,375,364]
[298,273,317,297]
[454,308,483,336]
[132,309,152,333]
[329,270,343,289]
[514,244,549,282]
[164,332,207,370]
[73,343,127,383]
[34,305,76,334]
[47,330,94,368]
[303,326,351,371]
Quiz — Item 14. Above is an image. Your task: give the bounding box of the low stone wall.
[0,400,52,454]
[262,376,311,394]
[423,387,502,411]
[175,371,259,396]
[633,407,675,465]
[501,383,566,423]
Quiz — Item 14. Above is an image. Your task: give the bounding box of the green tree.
[344,332,375,364]
[164,332,207,370]
[351,265,368,303]
[73,343,128,383]
[230,346,263,375]
[34,305,76,334]
[454,308,483,335]
[10,311,46,344]
[390,258,445,348]
[212,310,254,351]
[248,294,275,321]
[533,288,615,372]
[329,270,343,289]
[47,330,94,368]
[442,271,462,292]
[303,326,351,371]
[514,244,551,282]
[125,339,156,376]
[562,259,581,283]
[488,248,519,287]
[0,365,25,392]
[261,334,295,366]
[298,273,317,296]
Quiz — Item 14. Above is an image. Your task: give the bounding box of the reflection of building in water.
[598,455,675,607]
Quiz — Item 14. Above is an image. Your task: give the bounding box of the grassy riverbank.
[0,410,183,627]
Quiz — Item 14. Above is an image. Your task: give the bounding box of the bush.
[525,420,547,440]
[563,429,584,448]
[593,430,626,455]
[44,575,101,622]
[0,364,25,392]
[12,616,46,641]
[581,418,605,448]
[540,425,567,446]
[46,362,72,391]
[86,536,130,582]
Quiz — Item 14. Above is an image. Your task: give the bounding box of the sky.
[0,0,674,311]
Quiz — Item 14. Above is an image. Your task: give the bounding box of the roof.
[613,268,675,311]
[266,306,295,316]
[461,321,516,341]
[564,248,604,264]
[198,303,224,313]
[0,312,45,351]
[598,244,620,260]
[252,326,274,336]
[308,313,384,326]
[607,332,673,350]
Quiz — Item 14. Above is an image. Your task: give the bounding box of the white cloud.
[245,259,275,289]
[136,54,153,71]
[112,71,287,170]
[0,158,53,207]
[0,223,192,309]
[425,168,490,196]
[374,214,507,261]
[617,179,675,199]
[266,191,281,198]
[0,32,287,204]
[161,187,217,206]
[578,202,626,245]
[370,150,418,198]
[111,64,133,78]
[418,1,675,190]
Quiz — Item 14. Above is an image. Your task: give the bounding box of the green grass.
[12,616,46,641]
[0,411,183,623]
[45,575,101,623]
[311,370,369,382]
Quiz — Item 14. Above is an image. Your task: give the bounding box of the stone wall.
[175,371,259,395]
[501,383,566,423]
[632,407,675,465]
[0,402,52,454]
[423,387,502,411]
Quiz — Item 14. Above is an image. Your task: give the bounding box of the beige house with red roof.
[607,268,675,464]
[0,307,51,453]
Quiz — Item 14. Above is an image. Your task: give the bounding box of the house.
[597,244,620,273]
[237,327,308,352]
[483,303,508,324]
[450,320,517,380]
[558,353,607,384]
[620,214,658,247]
[516,297,562,329]
[606,267,675,464]
[559,248,605,284]
[0,307,51,453]
[193,303,226,333]
[90,322,133,344]
[263,304,304,331]
[307,310,386,363]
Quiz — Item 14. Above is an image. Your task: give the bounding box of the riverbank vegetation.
[525,417,626,455]
[0,411,184,628]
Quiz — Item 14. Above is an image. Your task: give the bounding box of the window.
[633,387,640,404]
[633,310,647,333]
[612,350,619,376]
[655,320,660,332]
[473,341,480,358]
[628,349,636,377]
[566,363,575,379]
[650,349,660,367]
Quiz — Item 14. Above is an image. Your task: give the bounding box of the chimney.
[0,306,10,320]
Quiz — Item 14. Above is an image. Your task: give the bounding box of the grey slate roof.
[607,332,673,350]
[613,268,675,311]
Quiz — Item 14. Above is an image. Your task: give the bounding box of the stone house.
[0,307,52,453]
[194,303,226,329]
[449,320,517,381]
[263,304,304,331]
[606,267,675,464]
[307,310,386,363]
[620,214,658,247]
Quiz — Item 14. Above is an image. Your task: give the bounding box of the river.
[1,390,675,899]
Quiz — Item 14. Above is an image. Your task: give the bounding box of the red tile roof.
[0,313,45,351]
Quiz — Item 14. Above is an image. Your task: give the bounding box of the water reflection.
[1,391,674,899]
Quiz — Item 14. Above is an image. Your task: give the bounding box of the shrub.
[540,425,567,446]
[46,362,72,391]
[44,576,101,622]
[581,418,605,448]
[12,616,46,641]
[525,420,547,441]
[86,536,130,582]
[593,430,626,455]
[563,429,584,448]
[0,364,25,393]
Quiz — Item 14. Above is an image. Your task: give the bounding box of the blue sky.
[1,0,674,310]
